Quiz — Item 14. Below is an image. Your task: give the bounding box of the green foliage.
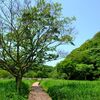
[49,67,59,78]
[56,32,100,80]
[57,60,76,79]
[0,0,75,92]
[0,70,13,78]
[24,65,53,78]
[24,71,37,78]
[93,32,100,40]
[41,79,100,100]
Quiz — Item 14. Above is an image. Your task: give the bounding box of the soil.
[28,82,52,100]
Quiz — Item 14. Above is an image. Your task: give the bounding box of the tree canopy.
[0,0,75,93]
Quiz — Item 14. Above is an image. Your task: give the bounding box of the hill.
[56,32,100,80]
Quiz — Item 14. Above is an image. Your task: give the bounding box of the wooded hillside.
[56,32,100,80]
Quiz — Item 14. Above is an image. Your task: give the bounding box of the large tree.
[0,0,75,93]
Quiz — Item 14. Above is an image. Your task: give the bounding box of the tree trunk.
[15,76,22,94]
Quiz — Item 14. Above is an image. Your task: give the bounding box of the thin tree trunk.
[15,76,22,94]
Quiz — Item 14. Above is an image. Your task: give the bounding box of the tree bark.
[15,76,22,94]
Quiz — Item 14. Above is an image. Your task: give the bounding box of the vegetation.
[41,79,100,100]
[56,32,100,80]
[0,0,75,93]
[24,65,53,78]
[0,69,13,78]
[0,65,53,78]
[0,79,35,100]
[0,0,99,99]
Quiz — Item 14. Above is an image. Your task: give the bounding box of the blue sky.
[46,0,100,66]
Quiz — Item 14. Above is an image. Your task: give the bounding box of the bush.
[0,70,13,78]
[24,71,37,78]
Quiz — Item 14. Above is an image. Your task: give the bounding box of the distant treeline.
[0,32,100,80]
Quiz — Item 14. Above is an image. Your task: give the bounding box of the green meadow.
[0,79,35,100]
[1,79,100,100]
[41,79,100,100]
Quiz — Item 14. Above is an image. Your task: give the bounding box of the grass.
[1,78,100,100]
[41,79,100,100]
[0,78,35,100]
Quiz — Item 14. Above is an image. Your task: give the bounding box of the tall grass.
[41,79,100,100]
[0,79,35,100]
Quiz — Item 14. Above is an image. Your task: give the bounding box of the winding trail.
[28,82,52,100]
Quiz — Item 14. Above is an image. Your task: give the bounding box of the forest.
[56,32,100,80]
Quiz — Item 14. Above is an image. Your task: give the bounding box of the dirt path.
[28,82,52,100]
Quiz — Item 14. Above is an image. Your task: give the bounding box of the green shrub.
[24,71,37,78]
[0,70,13,78]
